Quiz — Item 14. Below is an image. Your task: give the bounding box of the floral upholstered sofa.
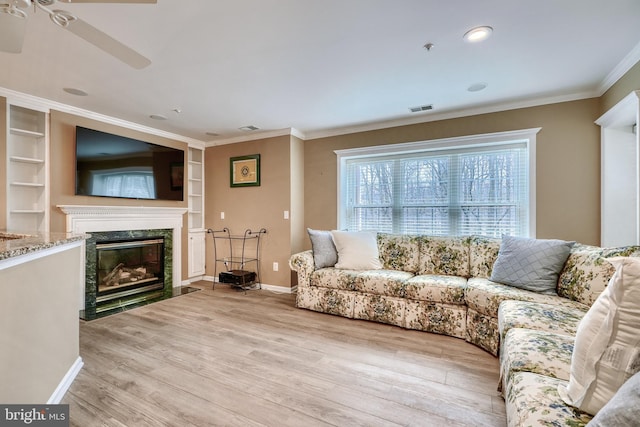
[288,232,640,426]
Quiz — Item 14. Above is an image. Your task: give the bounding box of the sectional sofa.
[288,232,640,426]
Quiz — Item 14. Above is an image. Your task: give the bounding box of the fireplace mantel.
[57,205,188,306]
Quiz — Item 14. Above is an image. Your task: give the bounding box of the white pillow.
[558,257,640,415]
[330,231,382,270]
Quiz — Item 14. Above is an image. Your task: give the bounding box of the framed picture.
[170,162,184,190]
[230,154,260,187]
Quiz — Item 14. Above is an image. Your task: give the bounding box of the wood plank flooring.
[63,282,507,426]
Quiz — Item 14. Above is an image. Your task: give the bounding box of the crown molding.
[598,39,640,96]
[0,87,206,146]
[303,90,598,140]
[206,127,306,147]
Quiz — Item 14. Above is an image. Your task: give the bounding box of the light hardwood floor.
[63,283,507,426]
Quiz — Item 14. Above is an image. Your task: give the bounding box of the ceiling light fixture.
[63,87,88,96]
[467,82,488,92]
[149,114,167,120]
[205,132,220,137]
[463,26,493,43]
[239,125,259,131]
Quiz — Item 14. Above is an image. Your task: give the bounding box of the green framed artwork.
[230,154,260,187]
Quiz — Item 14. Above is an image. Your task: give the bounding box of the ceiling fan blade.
[63,16,151,69]
[0,11,27,53]
[58,1,157,3]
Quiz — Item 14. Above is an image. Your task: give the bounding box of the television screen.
[75,126,184,201]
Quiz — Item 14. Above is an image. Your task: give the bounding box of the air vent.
[409,104,433,113]
[239,125,259,131]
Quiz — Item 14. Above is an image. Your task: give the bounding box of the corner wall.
[205,134,301,289]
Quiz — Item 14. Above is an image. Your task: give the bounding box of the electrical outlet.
[273,262,279,271]
[220,211,225,219]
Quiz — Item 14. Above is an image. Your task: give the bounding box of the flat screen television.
[75,126,184,201]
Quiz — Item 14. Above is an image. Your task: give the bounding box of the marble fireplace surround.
[58,205,188,311]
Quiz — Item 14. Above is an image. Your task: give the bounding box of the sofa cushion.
[404,274,467,304]
[331,230,382,270]
[469,235,501,278]
[506,372,592,427]
[559,257,640,416]
[498,300,587,344]
[490,235,574,294]
[309,268,359,291]
[418,236,470,277]
[557,244,640,306]
[307,228,338,268]
[466,277,582,319]
[500,328,574,394]
[377,233,421,274]
[354,270,413,298]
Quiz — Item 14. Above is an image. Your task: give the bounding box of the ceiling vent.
[409,104,433,113]
[239,125,259,131]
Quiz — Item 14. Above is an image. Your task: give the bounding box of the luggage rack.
[207,227,267,292]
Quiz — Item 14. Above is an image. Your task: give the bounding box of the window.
[336,129,538,237]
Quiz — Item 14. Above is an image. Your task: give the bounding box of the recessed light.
[463,26,493,43]
[205,132,220,137]
[149,114,167,120]
[239,125,259,131]
[468,82,488,92]
[63,87,88,96]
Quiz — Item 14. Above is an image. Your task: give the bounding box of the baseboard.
[48,356,84,404]
[197,275,294,293]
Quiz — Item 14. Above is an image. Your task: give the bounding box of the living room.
[1,1,640,426]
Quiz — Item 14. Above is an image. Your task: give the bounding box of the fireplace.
[81,228,174,319]
[96,237,165,306]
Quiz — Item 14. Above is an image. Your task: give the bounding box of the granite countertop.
[0,232,89,261]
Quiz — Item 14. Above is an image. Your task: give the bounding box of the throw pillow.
[307,228,338,268]
[330,230,382,270]
[588,371,640,426]
[558,257,640,415]
[489,235,575,294]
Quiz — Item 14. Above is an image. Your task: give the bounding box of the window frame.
[335,128,540,237]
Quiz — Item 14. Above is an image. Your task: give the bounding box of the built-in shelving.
[187,146,206,278]
[6,103,49,233]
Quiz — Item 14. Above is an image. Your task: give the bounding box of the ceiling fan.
[0,0,156,69]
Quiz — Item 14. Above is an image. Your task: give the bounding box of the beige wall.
[48,110,191,280]
[0,244,82,403]
[304,98,602,246]
[205,135,298,288]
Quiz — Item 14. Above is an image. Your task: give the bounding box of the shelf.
[10,210,45,214]
[10,128,45,138]
[10,156,45,164]
[188,178,202,182]
[11,182,45,187]
[188,160,202,166]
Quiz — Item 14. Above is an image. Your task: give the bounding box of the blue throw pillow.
[489,235,575,294]
[307,228,338,268]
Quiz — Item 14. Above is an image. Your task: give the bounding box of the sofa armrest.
[289,250,315,288]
